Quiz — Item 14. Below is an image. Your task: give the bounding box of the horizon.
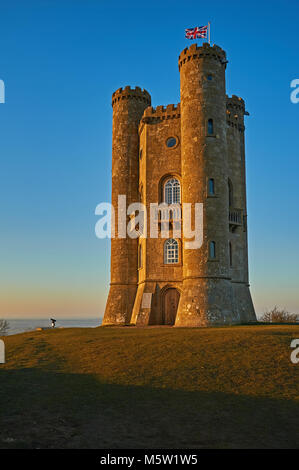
[1,0,299,319]
[2,316,102,320]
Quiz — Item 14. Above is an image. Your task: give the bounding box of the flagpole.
[208,22,211,44]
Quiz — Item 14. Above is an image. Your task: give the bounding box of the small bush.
[260,306,298,323]
[0,319,9,336]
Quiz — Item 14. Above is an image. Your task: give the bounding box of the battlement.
[112,86,151,107]
[178,43,227,71]
[226,95,246,132]
[226,95,248,132]
[141,103,181,124]
[226,94,246,112]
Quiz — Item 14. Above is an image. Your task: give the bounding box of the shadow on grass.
[0,368,298,449]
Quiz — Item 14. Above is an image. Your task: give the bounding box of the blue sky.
[0,0,298,318]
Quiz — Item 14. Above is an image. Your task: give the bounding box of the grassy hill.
[0,325,298,449]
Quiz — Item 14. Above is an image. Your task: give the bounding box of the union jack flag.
[185,25,208,40]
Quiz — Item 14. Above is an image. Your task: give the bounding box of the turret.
[175,43,235,326]
[103,86,151,325]
[226,94,256,321]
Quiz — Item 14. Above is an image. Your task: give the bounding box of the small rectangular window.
[208,178,215,195]
[229,242,233,267]
[208,119,214,135]
[209,241,216,259]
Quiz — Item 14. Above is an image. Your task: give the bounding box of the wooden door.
[163,289,180,325]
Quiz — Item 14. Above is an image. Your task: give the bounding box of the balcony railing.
[154,205,182,223]
[229,209,243,226]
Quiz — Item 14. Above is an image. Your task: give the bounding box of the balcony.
[229,208,243,227]
[154,206,182,234]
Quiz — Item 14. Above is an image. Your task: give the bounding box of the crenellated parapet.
[140,103,181,126]
[226,95,248,132]
[226,94,246,113]
[112,86,151,107]
[178,43,227,71]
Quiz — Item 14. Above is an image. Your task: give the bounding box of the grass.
[0,324,298,448]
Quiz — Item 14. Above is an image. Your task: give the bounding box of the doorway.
[162,288,180,325]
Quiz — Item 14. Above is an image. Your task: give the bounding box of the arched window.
[164,239,179,264]
[228,179,233,207]
[229,242,233,267]
[164,178,181,204]
[208,119,214,135]
[138,244,143,269]
[209,241,216,259]
[208,178,215,195]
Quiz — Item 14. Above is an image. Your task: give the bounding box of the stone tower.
[103,86,151,325]
[102,44,256,327]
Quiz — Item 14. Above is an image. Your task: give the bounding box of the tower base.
[102,284,137,325]
[175,278,243,327]
[131,282,157,326]
[231,282,256,323]
[103,280,256,327]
